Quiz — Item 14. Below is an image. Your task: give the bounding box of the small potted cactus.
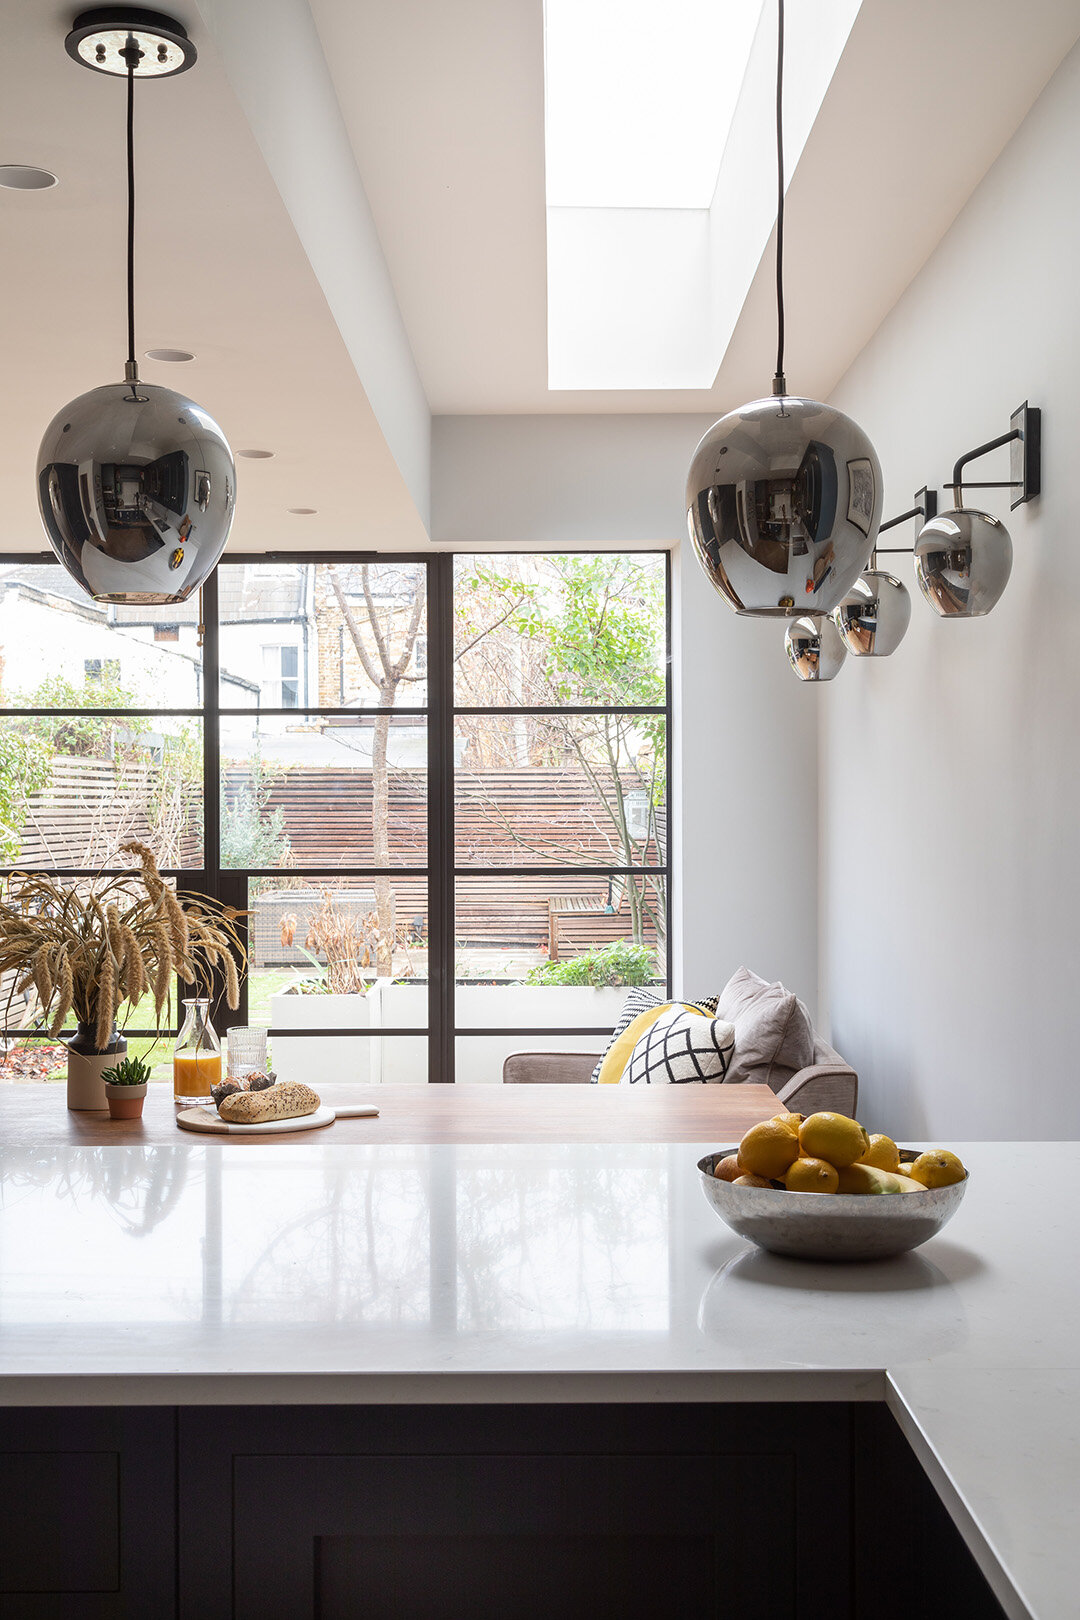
[100,1055,152,1121]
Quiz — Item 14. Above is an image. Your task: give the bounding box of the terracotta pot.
[104,1081,147,1121]
[66,1023,126,1111]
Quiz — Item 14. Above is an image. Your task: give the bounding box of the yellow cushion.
[595,1002,705,1083]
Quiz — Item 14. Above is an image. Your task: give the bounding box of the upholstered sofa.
[501,1036,857,1115]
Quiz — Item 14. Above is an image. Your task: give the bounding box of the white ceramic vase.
[66,1024,127,1111]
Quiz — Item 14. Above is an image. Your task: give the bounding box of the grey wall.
[825,37,1080,1139]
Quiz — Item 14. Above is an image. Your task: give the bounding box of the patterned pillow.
[622,1005,735,1085]
[589,988,719,1082]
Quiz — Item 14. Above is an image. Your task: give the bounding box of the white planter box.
[269,992,372,1085]
[269,984,638,1086]
[374,983,629,1085]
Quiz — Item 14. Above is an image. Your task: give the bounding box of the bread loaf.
[218,1081,320,1124]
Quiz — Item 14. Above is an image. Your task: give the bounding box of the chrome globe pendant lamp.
[686,0,882,619]
[914,404,1039,619]
[785,613,847,683]
[831,490,935,658]
[36,10,236,605]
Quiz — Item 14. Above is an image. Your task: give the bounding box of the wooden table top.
[0,1081,780,1147]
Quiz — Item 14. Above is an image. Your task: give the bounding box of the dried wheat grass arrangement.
[0,841,246,1052]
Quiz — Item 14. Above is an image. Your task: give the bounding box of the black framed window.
[0,551,670,1083]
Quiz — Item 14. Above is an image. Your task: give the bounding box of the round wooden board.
[176,1104,338,1136]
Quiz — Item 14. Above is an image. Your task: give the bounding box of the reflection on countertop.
[0,1140,1073,1402]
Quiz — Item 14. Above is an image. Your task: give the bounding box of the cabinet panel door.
[232,1452,784,1620]
[0,1409,176,1620]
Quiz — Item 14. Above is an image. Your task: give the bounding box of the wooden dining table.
[0,1080,782,1147]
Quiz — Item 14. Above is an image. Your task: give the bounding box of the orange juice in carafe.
[173,998,222,1104]
[172,1050,221,1100]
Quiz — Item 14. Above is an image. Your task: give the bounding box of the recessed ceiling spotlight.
[0,165,59,190]
[237,449,275,459]
[288,507,317,515]
[144,347,194,362]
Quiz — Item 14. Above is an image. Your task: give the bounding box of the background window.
[0,552,669,1085]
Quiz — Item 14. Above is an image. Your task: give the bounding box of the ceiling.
[1,0,1078,554]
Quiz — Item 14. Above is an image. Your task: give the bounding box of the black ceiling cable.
[122,36,139,396]
[773,0,786,397]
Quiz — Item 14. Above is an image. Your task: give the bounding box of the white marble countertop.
[0,1139,1075,1617]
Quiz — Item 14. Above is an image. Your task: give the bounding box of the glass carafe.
[173,998,222,1104]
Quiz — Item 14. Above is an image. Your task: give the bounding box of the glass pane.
[218,561,427,708]
[0,716,203,868]
[453,553,665,707]
[270,1032,428,1086]
[247,878,428,1000]
[454,874,667,988]
[456,714,665,867]
[456,1033,607,1086]
[0,563,203,707]
[220,715,426,867]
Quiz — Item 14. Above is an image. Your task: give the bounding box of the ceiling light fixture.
[915,404,1040,618]
[288,507,317,515]
[237,449,275,460]
[36,9,235,606]
[0,165,59,190]
[785,614,847,683]
[685,0,881,617]
[144,347,194,362]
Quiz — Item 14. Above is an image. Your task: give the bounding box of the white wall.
[433,410,822,1015]
[825,37,1080,1139]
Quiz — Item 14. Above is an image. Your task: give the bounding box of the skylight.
[543,0,863,391]
[544,0,764,211]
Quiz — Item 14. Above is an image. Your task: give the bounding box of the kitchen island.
[0,1128,1071,1618]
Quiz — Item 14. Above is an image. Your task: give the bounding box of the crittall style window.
[0,551,669,1083]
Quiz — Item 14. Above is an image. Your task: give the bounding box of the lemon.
[772,1112,804,1133]
[798,1112,870,1169]
[737,1119,801,1179]
[733,1173,773,1188]
[907,1149,967,1188]
[836,1163,920,1195]
[784,1156,839,1193]
[859,1133,900,1172]
[713,1154,742,1182]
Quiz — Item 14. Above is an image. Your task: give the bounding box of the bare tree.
[328,565,425,975]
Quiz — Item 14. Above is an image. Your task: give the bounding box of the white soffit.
[544,0,862,391]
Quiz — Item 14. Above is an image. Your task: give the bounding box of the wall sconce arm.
[871,488,937,565]
[943,403,1040,510]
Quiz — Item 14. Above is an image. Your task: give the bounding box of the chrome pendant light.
[686,0,882,618]
[785,614,847,682]
[37,11,235,605]
[831,492,933,658]
[914,405,1039,619]
[832,570,911,657]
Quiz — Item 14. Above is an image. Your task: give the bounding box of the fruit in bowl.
[698,1111,969,1260]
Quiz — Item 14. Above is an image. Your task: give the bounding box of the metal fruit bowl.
[697,1151,969,1262]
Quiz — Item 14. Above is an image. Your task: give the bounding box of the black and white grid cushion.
[621,1005,735,1085]
[589,988,720,1082]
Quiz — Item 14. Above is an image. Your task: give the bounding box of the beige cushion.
[717,967,815,1089]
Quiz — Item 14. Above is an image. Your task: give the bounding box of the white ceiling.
[1,0,1079,554]
[312,0,1080,415]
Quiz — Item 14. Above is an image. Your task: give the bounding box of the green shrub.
[525,941,657,988]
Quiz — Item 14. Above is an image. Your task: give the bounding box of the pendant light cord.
[773,0,786,396]
[127,58,136,375]
[121,39,140,397]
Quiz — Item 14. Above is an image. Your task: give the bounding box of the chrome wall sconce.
[785,613,848,683]
[831,488,936,659]
[685,0,882,620]
[915,403,1040,619]
[36,8,236,606]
